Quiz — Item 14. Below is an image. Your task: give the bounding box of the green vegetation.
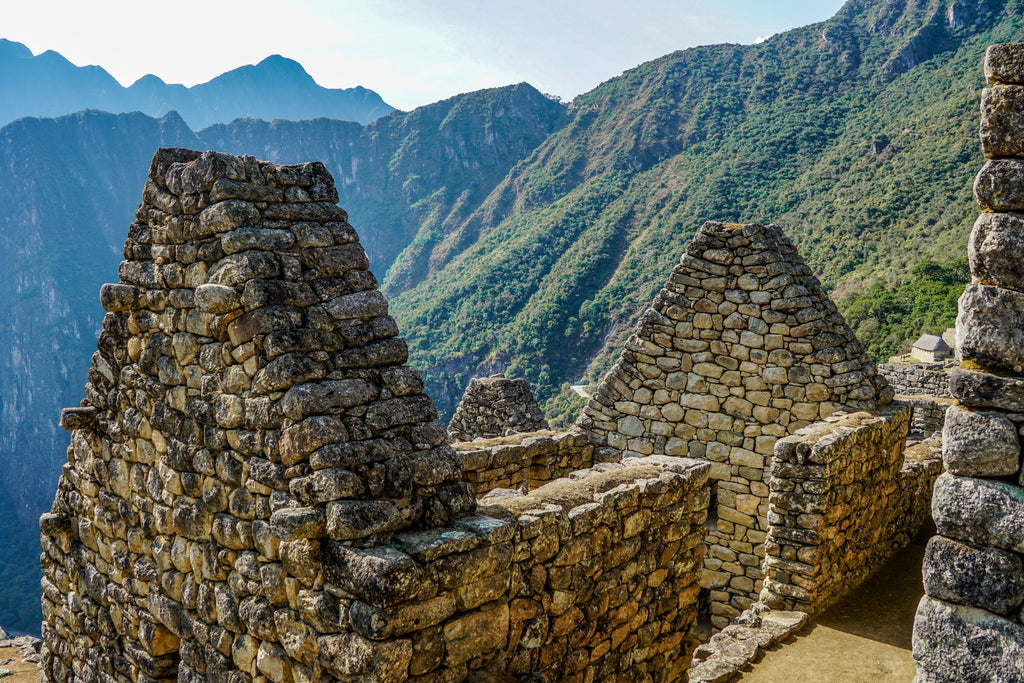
[839,258,969,361]
[390,0,1024,419]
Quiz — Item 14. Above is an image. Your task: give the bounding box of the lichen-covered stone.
[986,43,1024,85]
[981,86,1024,158]
[957,284,1024,373]
[913,596,1024,682]
[970,212,1024,293]
[932,473,1024,553]
[942,404,1021,477]
[950,367,1024,411]
[975,158,1024,211]
[923,536,1024,615]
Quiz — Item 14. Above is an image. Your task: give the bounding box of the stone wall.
[913,44,1024,681]
[451,430,598,497]
[448,376,549,442]
[576,221,891,627]
[878,362,952,398]
[40,149,712,683]
[901,397,953,439]
[761,405,942,615]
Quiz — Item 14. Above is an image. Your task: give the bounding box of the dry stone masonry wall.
[448,376,549,443]
[577,221,891,628]
[879,362,953,398]
[913,44,1024,682]
[762,406,941,615]
[41,148,475,683]
[450,430,598,497]
[40,149,713,683]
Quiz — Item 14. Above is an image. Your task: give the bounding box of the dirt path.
[738,542,925,682]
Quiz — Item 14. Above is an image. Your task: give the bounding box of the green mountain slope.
[390,0,1015,423]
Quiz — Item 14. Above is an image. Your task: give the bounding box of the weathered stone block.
[932,473,1024,553]
[981,86,1024,157]
[923,536,1024,615]
[280,380,378,420]
[970,212,1024,293]
[957,284,1024,373]
[950,368,1024,411]
[986,44,1024,85]
[913,596,1024,682]
[942,405,1020,477]
[321,544,424,607]
[975,159,1024,211]
[318,632,412,681]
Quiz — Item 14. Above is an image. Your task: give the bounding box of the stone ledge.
[687,605,808,683]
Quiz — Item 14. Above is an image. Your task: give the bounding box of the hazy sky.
[7,0,847,110]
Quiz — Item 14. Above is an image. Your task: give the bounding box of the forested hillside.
[389,0,1011,423]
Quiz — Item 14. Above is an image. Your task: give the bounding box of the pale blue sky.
[7,0,847,110]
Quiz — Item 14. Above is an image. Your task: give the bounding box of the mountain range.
[0,39,393,129]
[0,0,1015,634]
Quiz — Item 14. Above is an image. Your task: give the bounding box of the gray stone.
[99,283,139,312]
[323,290,388,320]
[942,405,1020,477]
[192,200,259,239]
[986,44,1024,85]
[981,86,1024,157]
[975,159,1024,211]
[320,543,423,607]
[913,596,1024,682]
[280,380,378,420]
[923,536,1024,615]
[970,212,1024,293]
[932,473,1024,553]
[222,227,295,254]
[957,284,1024,373]
[194,284,242,314]
[950,368,1024,411]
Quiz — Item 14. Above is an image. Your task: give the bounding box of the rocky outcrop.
[447,375,549,442]
[913,43,1024,683]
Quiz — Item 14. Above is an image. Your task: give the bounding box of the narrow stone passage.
[738,541,926,682]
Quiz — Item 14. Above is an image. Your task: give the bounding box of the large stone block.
[923,536,1024,615]
[932,473,1024,553]
[986,44,1024,86]
[981,86,1024,158]
[957,284,1024,373]
[975,159,1024,211]
[970,212,1024,292]
[950,368,1024,411]
[913,596,1024,682]
[941,404,1020,477]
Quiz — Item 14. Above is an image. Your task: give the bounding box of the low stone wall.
[451,430,597,496]
[879,363,952,398]
[761,405,942,615]
[330,455,710,681]
[900,396,953,438]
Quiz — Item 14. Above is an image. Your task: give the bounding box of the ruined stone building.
[40,42,1024,683]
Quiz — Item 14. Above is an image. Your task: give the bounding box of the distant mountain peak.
[0,38,32,59]
[0,40,394,129]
